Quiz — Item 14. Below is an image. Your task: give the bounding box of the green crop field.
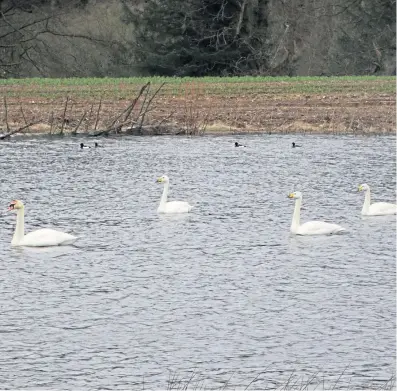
[0,76,394,100]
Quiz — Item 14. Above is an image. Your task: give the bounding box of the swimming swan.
[358,184,397,216]
[288,191,345,235]
[156,175,193,214]
[8,200,77,247]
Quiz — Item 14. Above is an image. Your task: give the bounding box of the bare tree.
[262,0,395,76]
[123,0,395,76]
[0,0,110,77]
[0,0,394,77]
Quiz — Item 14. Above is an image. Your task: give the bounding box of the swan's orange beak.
[287,193,295,199]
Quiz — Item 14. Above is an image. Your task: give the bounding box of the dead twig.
[85,103,94,132]
[68,100,74,126]
[155,110,176,128]
[98,118,139,135]
[60,96,69,135]
[179,83,209,136]
[0,121,42,140]
[4,96,10,133]
[137,82,166,133]
[19,101,28,125]
[105,97,142,133]
[71,110,87,135]
[134,83,151,129]
[94,97,102,131]
[123,81,150,122]
[49,111,54,134]
[91,82,151,137]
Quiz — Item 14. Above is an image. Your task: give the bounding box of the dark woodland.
[0,0,395,78]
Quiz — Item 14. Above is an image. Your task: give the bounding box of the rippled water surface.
[0,134,395,390]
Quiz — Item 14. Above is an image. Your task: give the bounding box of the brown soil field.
[0,78,395,137]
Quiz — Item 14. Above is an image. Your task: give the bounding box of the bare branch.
[92,82,151,136]
[19,101,28,125]
[3,96,10,133]
[72,110,87,135]
[0,121,42,140]
[137,82,166,131]
[60,96,69,135]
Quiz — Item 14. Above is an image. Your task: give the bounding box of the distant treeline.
[0,0,395,78]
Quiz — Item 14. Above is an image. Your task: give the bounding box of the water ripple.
[0,134,395,389]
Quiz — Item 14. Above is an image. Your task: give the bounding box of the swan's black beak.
[7,203,15,211]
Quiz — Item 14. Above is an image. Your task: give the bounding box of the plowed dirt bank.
[0,78,395,136]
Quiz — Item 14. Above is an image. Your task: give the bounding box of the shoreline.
[2,126,395,139]
[0,77,395,139]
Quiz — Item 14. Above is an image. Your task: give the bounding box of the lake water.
[0,134,395,390]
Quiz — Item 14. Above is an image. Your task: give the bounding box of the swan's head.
[288,191,302,199]
[7,199,24,211]
[358,183,370,192]
[156,175,169,183]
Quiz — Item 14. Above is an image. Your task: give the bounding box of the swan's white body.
[359,184,397,216]
[288,192,345,235]
[156,175,193,214]
[8,200,77,247]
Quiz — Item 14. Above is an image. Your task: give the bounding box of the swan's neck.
[291,198,301,233]
[12,208,25,245]
[160,182,169,206]
[362,189,371,214]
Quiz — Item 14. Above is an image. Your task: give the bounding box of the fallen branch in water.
[71,110,87,135]
[91,82,151,137]
[135,82,165,134]
[0,121,42,140]
[123,82,151,122]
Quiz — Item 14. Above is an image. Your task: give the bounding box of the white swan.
[156,175,193,214]
[288,191,345,235]
[8,200,77,247]
[358,184,397,216]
